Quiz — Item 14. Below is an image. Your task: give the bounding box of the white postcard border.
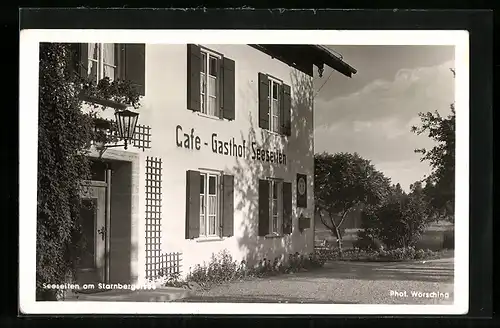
[19,29,469,315]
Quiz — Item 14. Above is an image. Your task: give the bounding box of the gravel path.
[177,258,454,304]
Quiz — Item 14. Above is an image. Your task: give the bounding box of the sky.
[313,45,455,192]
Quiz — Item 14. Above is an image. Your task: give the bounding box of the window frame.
[267,178,284,236]
[198,169,223,238]
[266,75,283,134]
[199,47,223,119]
[87,43,119,84]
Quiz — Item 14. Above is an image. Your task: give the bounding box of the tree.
[411,68,456,221]
[314,152,392,253]
[37,43,141,300]
[361,188,429,249]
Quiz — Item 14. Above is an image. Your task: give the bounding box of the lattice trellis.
[145,156,182,280]
[94,118,152,151]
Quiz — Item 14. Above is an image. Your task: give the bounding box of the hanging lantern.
[114,109,139,150]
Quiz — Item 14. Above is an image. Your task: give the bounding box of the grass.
[315,224,454,252]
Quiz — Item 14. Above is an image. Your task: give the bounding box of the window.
[187,44,236,120]
[258,73,292,136]
[74,43,145,96]
[186,170,234,240]
[199,171,221,237]
[268,79,282,133]
[269,179,283,234]
[87,43,118,84]
[258,178,292,237]
[200,49,221,117]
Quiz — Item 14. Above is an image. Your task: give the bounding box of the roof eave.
[311,45,358,78]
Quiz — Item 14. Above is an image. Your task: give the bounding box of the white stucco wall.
[93,44,315,281]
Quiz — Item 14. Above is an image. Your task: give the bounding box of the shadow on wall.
[230,69,315,266]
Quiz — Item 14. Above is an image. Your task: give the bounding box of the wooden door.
[76,184,106,286]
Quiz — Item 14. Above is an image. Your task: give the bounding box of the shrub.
[320,246,438,262]
[354,230,385,251]
[415,248,427,260]
[308,252,326,268]
[361,192,429,250]
[168,249,327,290]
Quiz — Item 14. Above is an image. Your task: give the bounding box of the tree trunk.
[334,226,343,256]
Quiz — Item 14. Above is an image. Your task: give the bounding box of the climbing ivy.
[37,43,142,300]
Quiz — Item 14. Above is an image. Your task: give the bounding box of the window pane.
[209,216,216,235]
[88,60,98,82]
[200,73,207,94]
[209,56,218,76]
[272,99,279,115]
[209,195,217,215]
[102,44,115,66]
[208,97,217,117]
[272,82,279,100]
[273,200,278,215]
[200,174,205,194]
[104,65,115,81]
[208,76,217,97]
[272,216,278,233]
[201,53,207,73]
[200,73,207,113]
[200,93,206,113]
[88,43,99,60]
[208,176,216,195]
[200,195,205,214]
[273,182,278,199]
[200,210,205,236]
[272,117,279,133]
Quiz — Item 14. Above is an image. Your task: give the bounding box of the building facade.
[73,43,356,286]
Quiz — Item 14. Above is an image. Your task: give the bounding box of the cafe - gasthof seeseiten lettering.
[75,43,356,286]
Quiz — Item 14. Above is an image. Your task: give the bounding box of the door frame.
[87,148,140,284]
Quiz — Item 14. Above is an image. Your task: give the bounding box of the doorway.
[76,182,107,286]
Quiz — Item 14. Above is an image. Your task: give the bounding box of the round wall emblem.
[298,177,306,195]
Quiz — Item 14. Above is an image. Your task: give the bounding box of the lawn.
[315,221,454,252]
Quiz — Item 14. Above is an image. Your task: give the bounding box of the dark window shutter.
[258,73,270,129]
[282,182,293,234]
[222,175,234,237]
[222,57,236,120]
[123,44,145,96]
[282,83,292,136]
[217,56,224,119]
[258,179,270,236]
[70,43,88,79]
[279,84,285,135]
[116,44,126,81]
[187,44,201,112]
[185,170,200,239]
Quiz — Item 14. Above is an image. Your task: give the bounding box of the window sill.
[195,236,225,243]
[80,94,129,110]
[264,234,284,239]
[196,112,224,121]
[262,129,288,139]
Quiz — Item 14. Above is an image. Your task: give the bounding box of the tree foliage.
[411,68,456,221]
[314,152,392,252]
[361,187,430,249]
[37,43,142,300]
